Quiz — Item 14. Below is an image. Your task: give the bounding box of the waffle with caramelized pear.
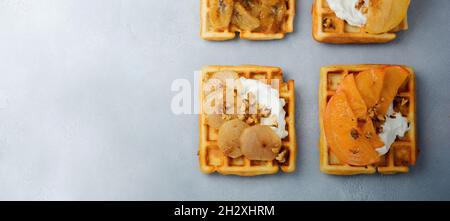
[199,65,297,176]
[201,0,296,41]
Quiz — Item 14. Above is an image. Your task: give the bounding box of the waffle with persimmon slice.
[312,0,408,44]
[319,65,418,175]
[201,0,296,41]
[199,65,296,176]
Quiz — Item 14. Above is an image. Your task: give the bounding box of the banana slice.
[259,0,287,33]
[232,2,261,31]
[209,0,235,30]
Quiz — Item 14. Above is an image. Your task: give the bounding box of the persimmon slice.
[338,74,367,120]
[364,117,385,149]
[355,69,385,109]
[377,66,410,116]
[324,91,380,166]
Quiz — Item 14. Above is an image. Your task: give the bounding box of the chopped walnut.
[272,121,279,128]
[376,126,384,134]
[276,150,288,163]
[245,117,255,125]
[237,114,246,121]
[271,148,280,154]
[351,128,360,140]
[368,107,376,118]
[259,107,272,118]
[322,18,334,29]
[377,114,386,121]
[222,114,233,121]
[355,0,366,10]
[349,148,360,155]
[401,98,409,106]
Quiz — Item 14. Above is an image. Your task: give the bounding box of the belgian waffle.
[319,65,418,175]
[199,65,297,176]
[200,0,296,41]
[312,0,409,44]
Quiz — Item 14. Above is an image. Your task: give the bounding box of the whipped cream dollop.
[239,78,288,139]
[376,103,410,155]
[327,0,369,27]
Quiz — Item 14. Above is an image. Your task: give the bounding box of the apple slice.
[377,66,410,116]
[324,91,380,166]
[365,0,410,34]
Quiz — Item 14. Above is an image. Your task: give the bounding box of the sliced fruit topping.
[204,71,240,123]
[376,66,410,116]
[365,0,410,34]
[232,2,261,31]
[337,74,367,120]
[363,117,385,149]
[239,0,262,17]
[240,125,282,161]
[218,119,249,158]
[259,0,287,33]
[206,114,226,129]
[324,91,380,166]
[209,0,235,30]
[355,68,385,109]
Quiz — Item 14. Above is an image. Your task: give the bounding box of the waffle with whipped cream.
[312,0,408,44]
[319,65,418,175]
[199,65,297,176]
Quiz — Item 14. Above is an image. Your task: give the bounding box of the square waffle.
[200,0,296,41]
[319,65,418,175]
[312,0,409,44]
[199,65,297,176]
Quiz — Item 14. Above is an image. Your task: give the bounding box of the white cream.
[376,103,410,155]
[239,78,288,139]
[327,0,369,27]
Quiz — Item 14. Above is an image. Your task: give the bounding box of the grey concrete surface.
[0,0,449,200]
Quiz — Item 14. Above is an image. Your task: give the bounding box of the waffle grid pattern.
[312,0,408,44]
[319,65,417,175]
[199,65,296,176]
[200,0,296,41]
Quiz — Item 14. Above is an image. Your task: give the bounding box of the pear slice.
[240,125,282,161]
[365,0,410,34]
[209,0,235,30]
[259,0,287,33]
[239,0,262,18]
[218,119,249,158]
[232,2,261,31]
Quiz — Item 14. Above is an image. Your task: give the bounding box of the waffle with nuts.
[199,65,297,176]
[201,0,296,41]
[319,65,418,175]
[312,0,408,44]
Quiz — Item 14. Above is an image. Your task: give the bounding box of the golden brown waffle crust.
[318,64,418,175]
[312,0,409,44]
[199,65,297,176]
[200,0,296,41]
